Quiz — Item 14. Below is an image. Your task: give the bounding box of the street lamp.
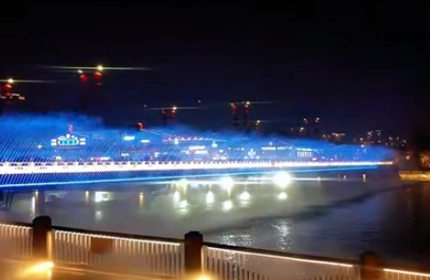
[7,78,14,85]
[96,65,103,72]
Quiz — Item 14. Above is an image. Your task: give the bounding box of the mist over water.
[0,113,395,162]
[1,113,421,269]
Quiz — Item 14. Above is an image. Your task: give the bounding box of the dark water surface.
[1,173,429,268]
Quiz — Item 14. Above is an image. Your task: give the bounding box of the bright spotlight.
[179,200,188,208]
[219,176,234,189]
[238,191,251,201]
[94,191,108,203]
[278,192,288,200]
[222,200,233,211]
[206,191,215,204]
[25,261,54,274]
[195,275,212,280]
[173,191,181,202]
[272,171,292,188]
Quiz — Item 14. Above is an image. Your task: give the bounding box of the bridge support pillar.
[32,216,52,261]
[359,251,382,280]
[184,231,203,278]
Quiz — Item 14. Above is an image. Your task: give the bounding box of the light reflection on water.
[2,172,430,267]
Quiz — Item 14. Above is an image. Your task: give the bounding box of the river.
[1,171,429,269]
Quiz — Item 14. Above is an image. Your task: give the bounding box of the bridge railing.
[0,216,429,280]
[52,226,184,277]
[0,221,32,259]
[203,243,358,280]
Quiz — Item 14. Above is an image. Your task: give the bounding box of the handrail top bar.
[0,221,32,228]
[204,241,359,266]
[52,225,183,244]
[383,266,430,276]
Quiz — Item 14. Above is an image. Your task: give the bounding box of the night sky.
[1,2,430,135]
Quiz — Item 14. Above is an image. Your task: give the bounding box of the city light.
[123,135,135,141]
[6,78,14,84]
[97,65,103,72]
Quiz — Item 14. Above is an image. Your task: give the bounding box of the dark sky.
[1,1,430,135]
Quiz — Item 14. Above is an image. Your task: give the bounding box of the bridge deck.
[0,160,391,174]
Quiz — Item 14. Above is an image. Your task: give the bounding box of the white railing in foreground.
[0,219,429,280]
[203,243,430,280]
[0,223,32,259]
[384,268,430,280]
[204,245,358,280]
[53,227,184,278]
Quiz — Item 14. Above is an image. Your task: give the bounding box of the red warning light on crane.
[79,74,88,83]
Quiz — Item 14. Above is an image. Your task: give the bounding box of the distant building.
[354,130,407,149]
[322,132,346,143]
[289,117,321,138]
[0,92,26,114]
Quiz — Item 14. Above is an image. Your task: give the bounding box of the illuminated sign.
[51,134,86,147]
[188,145,205,150]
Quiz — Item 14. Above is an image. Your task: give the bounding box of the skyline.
[0,69,415,139]
[1,2,429,134]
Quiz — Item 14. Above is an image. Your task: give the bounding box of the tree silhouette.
[420,152,430,169]
[409,130,430,170]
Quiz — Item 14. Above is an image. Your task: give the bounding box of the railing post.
[359,251,382,280]
[32,216,52,261]
[184,231,203,278]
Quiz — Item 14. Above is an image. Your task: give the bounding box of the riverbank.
[399,171,430,181]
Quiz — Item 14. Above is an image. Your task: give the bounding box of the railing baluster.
[203,245,358,280]
[49,229,183,277]
[0,223,32,259]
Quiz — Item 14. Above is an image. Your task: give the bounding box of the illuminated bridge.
[0,160,393,187]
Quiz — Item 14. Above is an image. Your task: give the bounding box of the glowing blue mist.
[0,165,377,189]
[0,113,395,187]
